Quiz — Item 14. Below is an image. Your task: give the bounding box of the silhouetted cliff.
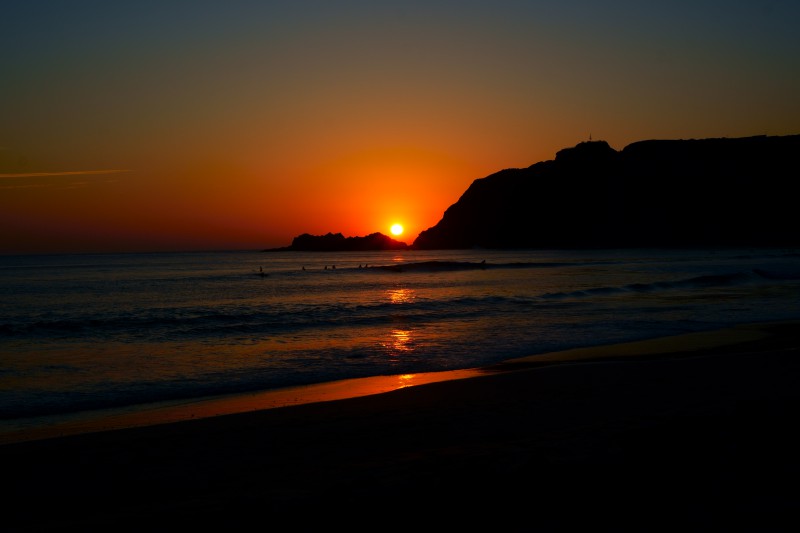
[412,135,800,249]
[265,232,409,252]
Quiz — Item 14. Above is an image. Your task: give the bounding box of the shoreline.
[3,319,799,530]
[0,368,486,446]
[0,320,790,446]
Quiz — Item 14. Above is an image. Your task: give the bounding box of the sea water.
[2,248,799,429]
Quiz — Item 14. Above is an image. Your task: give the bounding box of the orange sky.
[2,1,799,254]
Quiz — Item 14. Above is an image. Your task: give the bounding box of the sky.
[2,0,799,254]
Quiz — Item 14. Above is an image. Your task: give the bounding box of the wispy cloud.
[0,169,132,179]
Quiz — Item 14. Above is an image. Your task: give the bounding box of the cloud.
[0,169,132,179]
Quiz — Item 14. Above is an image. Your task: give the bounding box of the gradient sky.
[2,1,799,254]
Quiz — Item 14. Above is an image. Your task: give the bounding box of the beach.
[3,320,799,531]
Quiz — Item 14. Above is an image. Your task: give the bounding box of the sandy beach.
[3,320,799,532]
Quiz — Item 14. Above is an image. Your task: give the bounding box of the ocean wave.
[541,271,759,300]
[753,267,800,280]
[6,263,796,342]
[366,259,604,273]
[0,293,523,341]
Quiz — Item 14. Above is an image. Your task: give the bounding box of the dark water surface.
[2,247,799,431]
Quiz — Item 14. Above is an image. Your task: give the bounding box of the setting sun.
[390,224,404,236]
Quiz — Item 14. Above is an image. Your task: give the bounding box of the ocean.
[2,247,799,438]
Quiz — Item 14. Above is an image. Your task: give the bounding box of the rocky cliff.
[412,135,800,249]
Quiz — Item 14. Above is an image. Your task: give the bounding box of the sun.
[390,223,404,236]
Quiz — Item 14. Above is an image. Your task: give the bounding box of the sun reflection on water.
[390,329,412,353]
[383,288,417,357]
[386,288,415,304]
[397,374,417,388]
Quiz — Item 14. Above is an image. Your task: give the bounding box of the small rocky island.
[264,232,409,252]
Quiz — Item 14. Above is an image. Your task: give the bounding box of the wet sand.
[3,320,799,531]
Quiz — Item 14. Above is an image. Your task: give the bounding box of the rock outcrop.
[265,232,409,252]
[412,135,800,249]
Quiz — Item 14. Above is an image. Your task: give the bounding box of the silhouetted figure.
[302,266,306,271]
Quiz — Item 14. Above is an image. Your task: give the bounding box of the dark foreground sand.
[3,321,800,532]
